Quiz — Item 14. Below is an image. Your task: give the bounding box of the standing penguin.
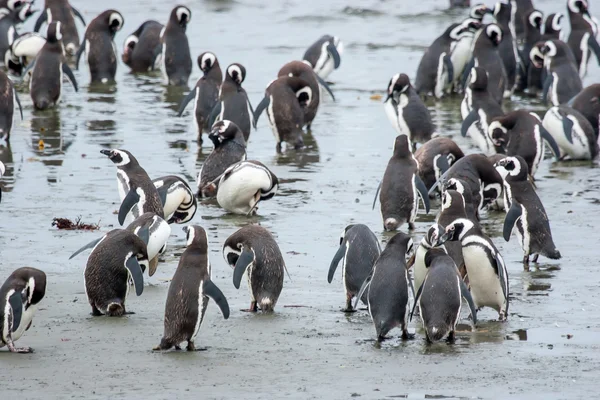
[177,52,223,143]
[542,13,563,41]
[449,18,484,94]
[0,267,46,353]
[152,176,197,224]
[29,22,78,110]
[75,9,124,84]
[197,120,247,198]
[411,249,477,343]
[34,0,86,56]
[518,9,544,94]
[0,69,22,141]
[70,229,149,316]
[328,224,381,312]
[570,83,600,138]
[302,35,342,80]
[542,106,598,160]
[414,137,464,193]
[384,73,436,151]
[567,0,600,79]
[121,20,163,73]
[223,225,285,312]
[492,2,517,96]
[254,76,312,151]
[126,212,171,277]
[155,5,192,86]
[509,0,534,47]
[154,225,229,352]
[411,223,445,295]
[100,149,164,225]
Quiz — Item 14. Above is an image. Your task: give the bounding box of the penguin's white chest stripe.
[515,203,529,255]
[266,95,279,142]
[116,170,130,202]
[551,72,559,106]
[192,280,204,339]
[580,33,590,78]
[397,94,410,139]
[341,240,350,295]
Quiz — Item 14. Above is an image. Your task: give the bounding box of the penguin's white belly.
[467,111,495,156]
[451,37,473,84]
[460,90,471,120]
[217,169,270,214]
[409,175,419,222]
[384,100,401,135]
[414,245,428,292]
[462,246,505,311]
[543,112,591,160]
[147,220,171,260]
[162,188,186,220]
[11,304,37,342]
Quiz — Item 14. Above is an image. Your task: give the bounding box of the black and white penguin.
[254,76,312,151]
[411,223,445,295]
[461,66,504,155]
[75,9,123,84]
[358,231,414,342]
[29,22,78,110]
[121,20,163,73]
[384,73,436,150]
[529,39,582,106]
[152,175,197,224]
[494,156,561,265]
[126,212,170,277]
[0,1,36,71]
[542,13,563,41]
[492,1,517,96]
[487,110,560,177]
[70,228,149,316]
[177,52,223,143]
[197,120,247,198]
[449,18,484,94]
[437,218,509,321]
[567,0,600,79]
[0,0,35,20]
[0,160,4,202]
[411,248,477,343]
[509,0,534,47]
[570,83,600,137]
[0,69,22,141]
[328,224,381,312]
[376,135,430,231]
[518,9,544,94]
[542,106,598,160]
[223,225,285,312]
[302,35,342,80]
[414,137,464,194]
[155,5,192,86]
[6,31,46,76]
[0,267,46,353]
[441,179,478,223]
[469,3,492,21]
[34,0,86,56]
[210,63,255,142]
[154,225,229,351]
[214,160,277,215]
[100,148,164,225]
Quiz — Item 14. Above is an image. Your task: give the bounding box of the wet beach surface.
[1,0,600,399]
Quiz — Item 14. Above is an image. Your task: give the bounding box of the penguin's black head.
[198,52,218,74]
[392,134,412,158]
[209,120,244,147]
[105,10,124,34]
[425,223,444,248]
[568,0,588,14]
[227,63,246,85]
[385,73,411,102]
[172,5,191,28]
[545,13,563,36]
[495,155,528,182]
[100,149,134,166]
[46,21,62,43]
[470,3,492,21]
[183,225,208,252]
[462,18,482,34]
[438,218,473,245]
[424,248,448,268]
[484,23,503,46]
[492,2,511,23]
[527,10,544,31]
[386,231,414,258]
[13,1,34,23]
[469,66,488,90]
[488,120,508,150]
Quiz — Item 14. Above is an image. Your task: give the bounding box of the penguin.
[441,179,479,222]
[75,9,123,84]
[566,0,600,79]
[570,83,600,138]
[529,40,582,106]
[542,13,563,41]
[461,66,505,155]
[384,73,436,151]
[70,228,149,316]
[509,0,534,47]
[411,223,445,295]
[223,225,285,312]
[214,160,278,216]
[7,32,46,76]
[277,60,335,130]
[542,106,598,160]
[302,35,342,80]
[0,69,22,141]
[375,135,430,231]
[210,63,255,142]
[494,156,561,265]
[414,137,464,194]
[29,22,78,110]
[487,110,560,177]
[100,148,164,225]
[518,9,544,94]
[411,248,477,343]
[469,4,491,21]
[154,225,229,352]
[152,175,197,224]
[0,1,36,70]
[126,213,170,277]
[328,224,381,312]
[449,18,484,94]
[437,218,509,321]
[121,20,163,73]
[34,0,86,56]
[0,0,35,20]
[254,76,312,151]
[0,267,46,353]
[176,52,223,143]
[155,5,192,86]
[196,120,247,198]
[356,231,414,342]
[492,1,518,96]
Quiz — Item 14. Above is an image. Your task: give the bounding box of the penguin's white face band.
[551,14,563,31]
[388,73,400,95]
[124,35,138,49]
[486,24,502,44]
[54,22,62,41]
[27,277,35,304]
[112,150,130,166]
[545,41,557,57]
[17,3,31,22]
[296,86,312,107]
[223,245,241,267]
[109,12,124,31]
[228,65,244,84]
[446,178,465,194]
[568,0,587,13]
[529,11,543,28]
[201,52,216,71]
[496,157,520,177]
[186,226,195,247]
[449,25,464,40]
[176,6,191,23]
[441,191,452,210]
[0,160,5,176]
[219,120,231,134]
[470,68,478,84]
[8,0,21,9]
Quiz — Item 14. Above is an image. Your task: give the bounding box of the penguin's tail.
[34,98,50,111]
[545,248,562,260]
[259,297,275,312]
[426,325,448,342]
[384,218,400,232]
[106,301,125,317]
[65,43,77,56]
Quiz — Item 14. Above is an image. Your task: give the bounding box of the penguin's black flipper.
[371,180,381,210]
[69,236,104,259]
[13,88,23,120]
[125,256,144,296]
[253,96,270,125]
[150,45,162,71]
[328,240,346,283]
[155,184,168,207]
[207,102,222,128]
[8,290,23,332]
[461,109,479,137]
[315,74,336,101]
[33,10,47,32]
[494,252,509,303]
[460,57,475,91]
[326,41,341,68]
[561,113,574,144]
[137,226,150,246]
[20,60,35,83]
[245,94,257,129]
[74,43,85,70]
[435,154,450,178]
[62,63,78,92]
[588,35,600,65]
[415,175,431,214]
[233,247,254,289]
[540,125,561,159]
[409,280,424,321]
[176,88,197,117]
[118,188,141,226]
[427,167,452,196]
[71,7,87,26]
[353,275,371,309]
[443,54,454,84]
[541,74,553,105]
[204,280,230,319]
[459,278,477,325]
[503,200,522,241]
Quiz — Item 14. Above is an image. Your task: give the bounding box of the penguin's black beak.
[100,149,112,157]
[435,231,452,247]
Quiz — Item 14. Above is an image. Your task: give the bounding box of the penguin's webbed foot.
[446,331,456,344]
[175,345,182,351]
[187,341,207,352]
[498,311,507,322]
[90,306,102,316]
[532,254,539,263]
[7,341,33,353]
[241,301,258,313]
[408,222,415,231]
[401,330,415,340]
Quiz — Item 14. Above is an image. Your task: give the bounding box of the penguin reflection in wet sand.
[567,0,600,79]
[384,74,436,151]
[494,156,561,265]
[0,267,46,353]
[411,249,477,343]
[155,6,192,86]
[328,224,381,312]
[223,225,285,312]
[0,69,22,141]
[154,226,229,352]
[542,106,598,160]
[302,35,342,80]
[76,10,124,84]
[197,120,247,198]
[376,135,430,231]
[34,0,86,56]
[30,22,78,110]
[152,175,197,224]
[177,52,223,143]
[121,20,163,73]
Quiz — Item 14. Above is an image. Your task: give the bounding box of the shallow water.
[1,1,600,399]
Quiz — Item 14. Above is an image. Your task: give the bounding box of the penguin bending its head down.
[121,20,163,73]
[33,0,86,56]
[542,105,598,160]
[302,35,342,80]
[154,5,192,86]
